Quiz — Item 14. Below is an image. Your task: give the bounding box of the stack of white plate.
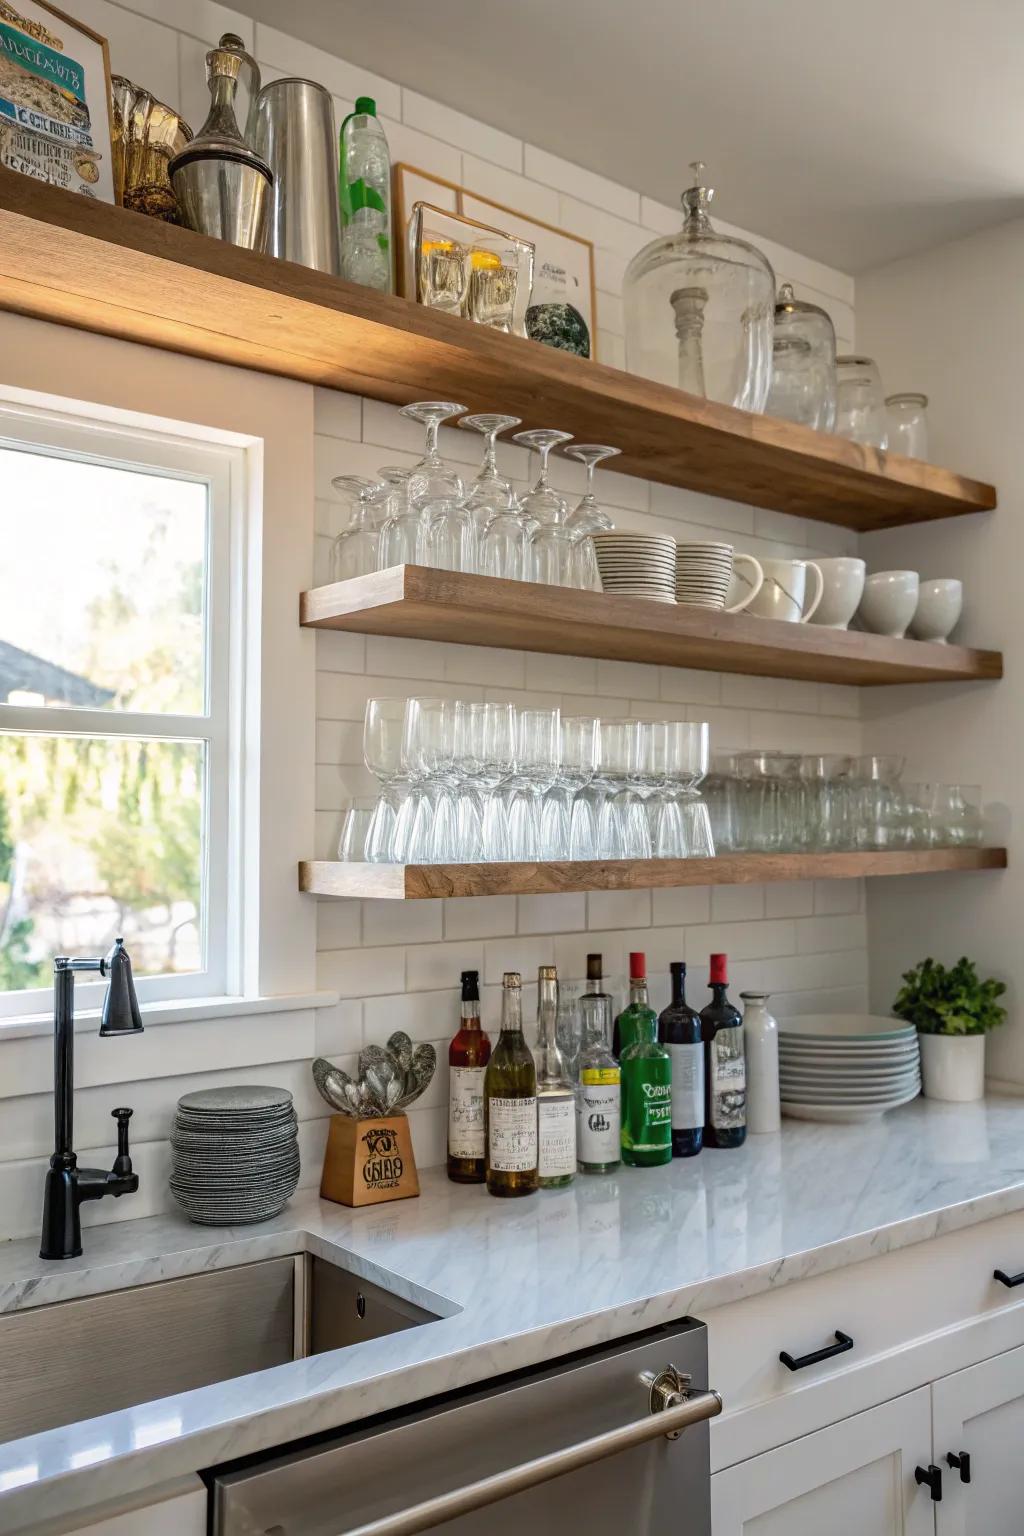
[675,541,736,608]
[779,1015,922,1123]
[592,532,677,603]
[170,1085,300,1226]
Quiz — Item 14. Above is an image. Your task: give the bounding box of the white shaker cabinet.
[711,1387,935,1536]
[932,1342,1024,1536]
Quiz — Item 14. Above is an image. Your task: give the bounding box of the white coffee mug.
[676,542,765,613]
[738,557,824,624]
[858,570,920,638]
[809,557,867,630]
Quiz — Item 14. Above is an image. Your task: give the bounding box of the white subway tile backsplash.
[525,146,639,222]
[318,946,406,998]
[559,195,647,258]
[365,635,448,681]
[314,389,362,442]
[363,990,453,1046]
[408,941,485,992]
[363,898,444,948]
[483,935,555,985]
[444,896,518,939]
[402,90,522,171]
[711,884,766,923]
[587,890,652,930]
[317,899,361,952]
[444,644,526,688]
[379,115,461,184]
[797,914,869,953]
[524,653,598,694]
[684,919,798,963]
[766,882,815,918]
[658,667,721,706]
[597,331,625,370]
[517,893,587,935]
[652,887,712,927]
[462,156,560,224]
[316,631,367,674]
[597,659,660,701]
[255,24,401,116]
[75,0,180,104]
[315,998,363,1055]
[815,879,864,916]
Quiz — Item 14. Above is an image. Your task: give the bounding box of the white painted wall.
[856,221,1016,1080]
[0,1,868,1241]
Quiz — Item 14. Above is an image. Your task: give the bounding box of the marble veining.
[3,1095,1024,1530]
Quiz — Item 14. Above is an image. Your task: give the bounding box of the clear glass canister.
[835,355,888,449]
[886,392,929,460]
[623,161,776,412]
[765,282,837,431]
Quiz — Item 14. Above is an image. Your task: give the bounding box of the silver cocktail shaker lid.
[170,32,272,183]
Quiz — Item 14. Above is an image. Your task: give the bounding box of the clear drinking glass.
[885,393,929,460]
[474,701,517,861]
[410,697,458,862]
[566,444,620,590]
[703,752,742,853]
[330,475,383,581]
[363,697,408,863]
[836,357,888,449]
[853,754,906,849]
[481,493,532,582]
[562,715,601,861]
[458,413,521,531]
[556,980,582,1078]
[530,516,579,587]
[663,721,713,858]
[799,754,853,851]
[514,428,574,526]
[601,719,651,859]
[399,401,467,504]
[901,782,935,849]
[519,707,563,859]
[451,700,486,861]
[377,467,426,569]
[932,783,983,847]
[336,806,372,862]
[422,498,478,573]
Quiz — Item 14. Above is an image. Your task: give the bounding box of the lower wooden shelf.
[299,848,1007,900]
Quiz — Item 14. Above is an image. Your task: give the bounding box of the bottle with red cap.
[700,953,747,1148]
[613,950,658,1058]
[619,952,672,1166]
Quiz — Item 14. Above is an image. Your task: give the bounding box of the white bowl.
[857,570,920,638]
[808,557,866,630]
[909,578,963,644]
[778,1014,917,1042]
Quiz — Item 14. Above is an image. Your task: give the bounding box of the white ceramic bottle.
[740,991,780,1133]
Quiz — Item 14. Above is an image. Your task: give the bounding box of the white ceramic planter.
[919,1032,986,1102]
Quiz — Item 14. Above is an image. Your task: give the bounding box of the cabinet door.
[711,1387,935,1536]
[933,1342,1024,1536]
[70,1484,206,1535]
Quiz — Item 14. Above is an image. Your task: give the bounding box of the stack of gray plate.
[779,1016,921,1124]
[170,1085,300,1226]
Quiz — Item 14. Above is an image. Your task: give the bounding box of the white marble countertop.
[3,1094,1024,1531]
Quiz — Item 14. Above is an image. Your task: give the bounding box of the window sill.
[0,990,339,1041]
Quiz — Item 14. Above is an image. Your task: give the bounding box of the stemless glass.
[854,754,906,849]
[530,512,579,588]
[400,401,467,504]
[421,498,478,573]
[885,393,929,460]
[566,444,620,590]
[330,475,383,581]
[363,697,408,863]
[337,805,372,862]
[835,357,888,449]
[704,752,742,852]
[481,492,532,581]
[377,467,426,569]
[799,754,854,851]
[932,783,983,847]
[514,428,575,526]
[458,413,522,531]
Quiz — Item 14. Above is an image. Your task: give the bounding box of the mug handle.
[800,561,825,623]
[725,554,765,613]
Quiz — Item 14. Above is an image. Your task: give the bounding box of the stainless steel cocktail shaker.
[249,78,342,274]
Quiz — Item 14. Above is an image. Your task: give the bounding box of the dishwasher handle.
[339,1385,723,1536]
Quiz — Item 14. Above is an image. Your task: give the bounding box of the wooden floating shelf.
[301,567,1003,686]
[300,848,1008,901]
[0,173,996,532]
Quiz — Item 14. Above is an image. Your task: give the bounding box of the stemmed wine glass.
[566,445,620,590]
[458,414,521,531]
[666,722,713,857]
[362,698,407,862]
[404,698,458,863]
[513,428,574,527]
[400,402,467,504]
[560,716,600,860]
[330,475,383,581]
[599,719,651,858]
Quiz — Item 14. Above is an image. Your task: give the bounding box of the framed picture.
[394,162,597,359]
[0,0,115,202]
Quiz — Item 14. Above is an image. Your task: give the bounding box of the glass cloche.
[623,161,775,412]
[765,282,838,431]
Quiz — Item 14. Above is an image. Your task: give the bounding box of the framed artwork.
[394,162,597,359]
[0,0,115,202]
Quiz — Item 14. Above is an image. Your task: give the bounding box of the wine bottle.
[576,957,620,1174]
[534,966,577,1188]
[620,955,672,1167]
[447,969,491,1183]
[701,952,747,1149]
[658,960,704,1157]
[484,972,538,1197]
[613,950,658,1058]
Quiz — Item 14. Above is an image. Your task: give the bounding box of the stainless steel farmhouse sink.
[0,1253,441,1445]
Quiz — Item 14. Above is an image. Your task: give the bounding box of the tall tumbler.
[249,79,342,274]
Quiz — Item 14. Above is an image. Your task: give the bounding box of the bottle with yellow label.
[576,957,621,1174]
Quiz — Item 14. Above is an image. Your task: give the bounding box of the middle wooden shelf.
[300,566,1002,686]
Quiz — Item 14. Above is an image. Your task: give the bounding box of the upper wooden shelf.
[0,173,996,532]
[301,567,1002,686]
[300,848,1008,901]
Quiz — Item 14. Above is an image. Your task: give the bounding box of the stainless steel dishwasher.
[210,1317,719,1536]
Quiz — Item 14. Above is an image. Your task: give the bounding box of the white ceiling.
[234,0,1024,273]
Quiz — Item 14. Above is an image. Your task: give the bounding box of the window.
[0,404,245,1017]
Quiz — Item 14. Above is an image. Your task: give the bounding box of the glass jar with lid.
[765,283,837,431]
[885,392,929,459]
[835,356,888,449]
[623,161,775,412]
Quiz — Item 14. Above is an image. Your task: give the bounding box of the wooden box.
[320,1114,420,1208]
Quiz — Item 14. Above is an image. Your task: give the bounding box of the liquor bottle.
[577,963,621,1175]
[613,951,658,1058]
[534,966,577,1188]
[658,961,704,1158]
[701,953,747,1149]
[485,972,538,1198]
[447,969,491,1184]
[620,954,672,1167]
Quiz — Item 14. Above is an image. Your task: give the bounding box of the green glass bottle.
[613,950,658,1058]
[619,953,672,1167]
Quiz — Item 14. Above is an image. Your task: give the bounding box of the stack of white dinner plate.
[778,1015,921,1123]
[592,532,678,602]
[675,541,736,608]
[170,1085,301,1225]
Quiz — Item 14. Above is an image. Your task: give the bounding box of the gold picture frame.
[394,162,597,359]
[0,0,115,202]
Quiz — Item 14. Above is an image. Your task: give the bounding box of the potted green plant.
[893,957,1006,1101]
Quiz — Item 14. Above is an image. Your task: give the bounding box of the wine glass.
[458,413,521,530]
[330,475,383,581]
[566,445,620,590]
[601,719,651,858]
[400,401,467,503]
[666,721,714,858]
[377,467,426,569]
[475,701,517,860]
[520,707,562,859]
[561,716,601,860]
[513,428,574,526]
[362,698,407,862]
[405,698,458,863]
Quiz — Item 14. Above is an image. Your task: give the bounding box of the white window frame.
[0,400,248,1020]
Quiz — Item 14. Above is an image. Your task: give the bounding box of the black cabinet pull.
[779,1330,854,1372]
[993,1268,1024,1288]
[915,1465,943,1501]
[946,1451,971,1484]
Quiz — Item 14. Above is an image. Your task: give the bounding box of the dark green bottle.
[619,953,672,1167]
[613,951,658,1057]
